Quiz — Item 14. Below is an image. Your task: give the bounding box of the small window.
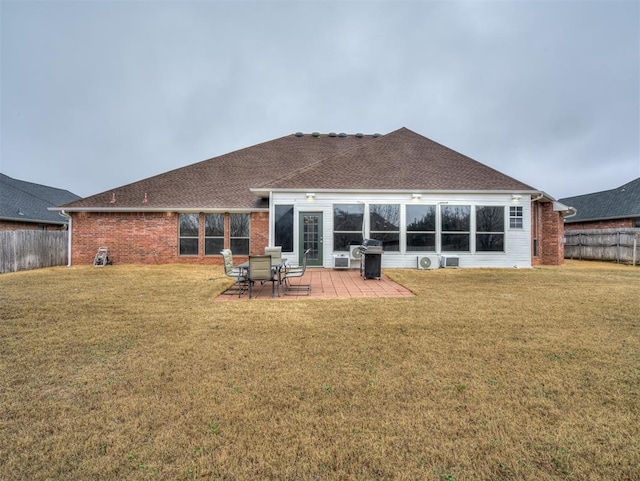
[406,204,436,252]
[333,204,364,251]
[179,213,199,256]
[275,205,294,252]
[510,206,523,229]
[441,205,470,252]
[204,213,225,255]
[370,204,400,251]
[476,206,505,252]
[230,213,250,255]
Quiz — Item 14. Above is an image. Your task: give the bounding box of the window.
[274,205,294,252]
[333,204,364,251]
[204,213,225,255]
[406,204,436,252]
[179,213,199,255]
[230,213,250,255]
[441,205,470,251]
[370,204,400,251]
[476,206,505,252]
[510,206,523,229]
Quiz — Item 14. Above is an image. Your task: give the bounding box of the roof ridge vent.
[295,132,304,137]
[355,133,364,138]
[328,132,337,137]
[338,132,347,137]
[311,132,320,137]
[372,133,381,138]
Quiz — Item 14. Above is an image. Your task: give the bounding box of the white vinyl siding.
[270,192,532,268]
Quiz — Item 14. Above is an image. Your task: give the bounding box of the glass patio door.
[299,212,323,267]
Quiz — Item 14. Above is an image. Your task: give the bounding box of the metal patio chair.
[248,254,278,298]
[283,249,311,296]
[220,249,247,296]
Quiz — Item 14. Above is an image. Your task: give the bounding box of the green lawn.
[1,261,638,480]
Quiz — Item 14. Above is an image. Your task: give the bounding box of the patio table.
[237,258,287,297]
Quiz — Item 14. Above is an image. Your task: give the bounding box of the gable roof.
[559,177,640,223]
[0,174,81,225]
[59,128,538,212]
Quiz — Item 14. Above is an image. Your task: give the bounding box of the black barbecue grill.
[356,239,383,279]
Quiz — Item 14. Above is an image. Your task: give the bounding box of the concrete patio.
[215,268,415,301]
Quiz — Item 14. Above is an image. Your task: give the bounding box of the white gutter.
[58,210,72,267]
[48,207,269,213]
[250,187,543,197]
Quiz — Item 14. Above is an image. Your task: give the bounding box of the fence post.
[578,232,582,260]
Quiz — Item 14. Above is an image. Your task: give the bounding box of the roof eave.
[565,213,640,224]
[251,187,543,197]
[48,206,269,214]
[1,215,67,225]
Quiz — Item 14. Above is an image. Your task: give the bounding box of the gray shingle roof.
[61,128,537,211]
[559,177,640,223]
[0,174,81,225]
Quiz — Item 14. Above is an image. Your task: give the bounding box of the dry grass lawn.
[1,261,638,480]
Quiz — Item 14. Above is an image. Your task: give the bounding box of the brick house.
[53,128,573,268]
[1,174,80,231]
[559,178,640,231]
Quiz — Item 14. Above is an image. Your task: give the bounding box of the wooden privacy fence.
[565,228,640,265]
[0,230,68,273]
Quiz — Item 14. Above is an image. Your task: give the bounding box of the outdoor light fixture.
[306,193,316,200]
[411,193,422,200]
[512,194,522,202]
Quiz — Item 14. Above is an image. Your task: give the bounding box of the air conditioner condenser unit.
[417,256,439,270]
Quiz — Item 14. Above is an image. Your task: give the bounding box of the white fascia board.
[252,187,542,197]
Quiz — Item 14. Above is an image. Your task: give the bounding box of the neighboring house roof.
[0,173,81,225]
[559,178,640,224]
[59,127,539,212]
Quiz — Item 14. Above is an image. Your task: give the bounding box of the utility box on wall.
[333,254,350,269]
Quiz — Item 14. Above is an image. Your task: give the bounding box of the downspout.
[268,191,273,246]
[530,194,543,261]
[58,210,72,267]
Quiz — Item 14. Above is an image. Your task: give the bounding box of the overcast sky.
[2,0,639,200]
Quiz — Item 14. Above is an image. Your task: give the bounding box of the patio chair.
[283,249,311,296]
[248,254,277,299]
[220,249,247,296]
[264,246,283,266]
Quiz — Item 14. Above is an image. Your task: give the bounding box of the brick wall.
[70,211,270,265]
[531,201,565,266]
[565,218,634,230]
